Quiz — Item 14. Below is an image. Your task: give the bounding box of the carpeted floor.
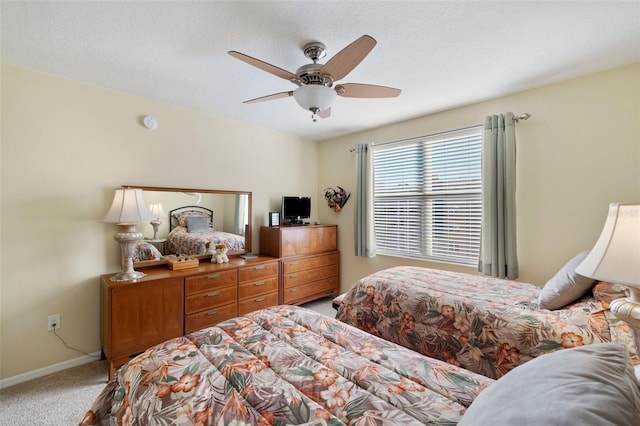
[0,359,109,425]
[0,298,336,425]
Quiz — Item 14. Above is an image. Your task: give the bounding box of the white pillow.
[538,251,596,309]
[459,344,640,425]
[186,215,211,233]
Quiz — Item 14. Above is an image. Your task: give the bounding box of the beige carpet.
[0,359,109,425]
[0,298,336,425]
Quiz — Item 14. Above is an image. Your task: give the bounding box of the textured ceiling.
[2,1,639,141]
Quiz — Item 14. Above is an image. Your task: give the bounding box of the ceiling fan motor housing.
[296,63,332,85]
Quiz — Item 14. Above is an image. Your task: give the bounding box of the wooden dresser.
[260,224,340,305]
[100,256,278,378]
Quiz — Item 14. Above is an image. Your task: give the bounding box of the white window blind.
[373,126,482,265]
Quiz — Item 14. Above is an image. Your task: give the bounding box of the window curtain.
[234,195,247,235]
[354,143,376,257]
[479,113,519,279]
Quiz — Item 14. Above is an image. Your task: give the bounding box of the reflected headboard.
[169,206,214,231]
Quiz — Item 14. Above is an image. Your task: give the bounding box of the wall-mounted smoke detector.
[143,115,158,130]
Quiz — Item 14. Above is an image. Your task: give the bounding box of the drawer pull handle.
[253,266,265,270]
[290,288,298,292]
[289,261,299,266]
[206,274,221,280]
[255,297,265,302]
[289,273,298,278]
[254,281,266,286]
[207,291,221,297]
[207,309,220,316]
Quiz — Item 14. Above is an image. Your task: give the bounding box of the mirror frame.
[127,185,252,268]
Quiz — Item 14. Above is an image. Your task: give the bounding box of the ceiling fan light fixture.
[292,85,337,112]
[230,35,401,121]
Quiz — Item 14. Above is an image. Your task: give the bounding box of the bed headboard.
[169,205,214,231]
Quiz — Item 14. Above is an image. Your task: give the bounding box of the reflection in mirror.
[127,186,252,267]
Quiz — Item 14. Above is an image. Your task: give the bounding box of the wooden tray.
[166,255,199,270]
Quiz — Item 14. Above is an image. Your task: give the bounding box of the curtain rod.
[349,112,531,152]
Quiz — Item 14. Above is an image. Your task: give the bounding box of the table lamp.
[103,188,156,282]
[576,203,640,327]
[148,203,166,240]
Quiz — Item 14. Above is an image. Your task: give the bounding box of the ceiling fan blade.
[317,107,331,119]
[320,35,376,81]
[335,83,401,98]
[228,51,299,82]
[243,91,293,104]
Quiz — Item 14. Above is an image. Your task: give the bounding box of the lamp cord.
[52,328,101,359]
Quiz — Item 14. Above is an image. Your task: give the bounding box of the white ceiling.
[2,1,639,141]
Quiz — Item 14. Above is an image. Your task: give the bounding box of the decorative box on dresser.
[260,224,340,305]
[100,256,278,378]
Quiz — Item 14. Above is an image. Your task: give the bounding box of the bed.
[335,264,640,380]
[166,206,246,255]
[79,305,640,425]
[80,305,493,425]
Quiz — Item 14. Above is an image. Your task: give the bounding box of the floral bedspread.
[80,305,493,426]
[336,266,638,380]
[166,226,246,255]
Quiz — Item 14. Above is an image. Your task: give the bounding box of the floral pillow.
[592,281,629,309]
[132,241,162,262]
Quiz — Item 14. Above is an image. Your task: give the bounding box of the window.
[373,127,482,265]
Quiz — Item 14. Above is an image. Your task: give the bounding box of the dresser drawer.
[283,277,339,304]
[185,285,237,314]
[283,263,338,288]
[279,226,337,257]
[238,262,279,283]
[185,270,237,295]
[282,252,339,274]
[238,276,279,300]
[185,303,237,334]
[238,291,279,315]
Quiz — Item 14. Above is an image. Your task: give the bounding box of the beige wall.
[2,62,639,381]
[0,64,318,380]
[318,63,640,290]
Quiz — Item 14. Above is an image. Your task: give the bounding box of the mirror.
[127,185,252,267]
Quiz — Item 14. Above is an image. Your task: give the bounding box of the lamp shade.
[575,203,640,287]
[103,188,156,224]
[149,203,166,219]
[293,85,337,111]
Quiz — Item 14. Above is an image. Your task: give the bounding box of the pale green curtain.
[354,143,376,257]
[479,113,519,279]
[234,195,247,235]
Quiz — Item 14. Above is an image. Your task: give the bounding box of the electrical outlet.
[47,314,60,331]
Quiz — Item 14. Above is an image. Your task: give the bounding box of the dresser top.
[101,255,278,287]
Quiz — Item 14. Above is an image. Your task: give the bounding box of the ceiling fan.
[228,35,401,122]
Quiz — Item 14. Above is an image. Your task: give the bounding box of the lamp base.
[110,270,147,282]
[110,222,146,282]
[150,219,161,240]
[610,288,640,329]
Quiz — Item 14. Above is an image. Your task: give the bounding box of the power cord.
[52,327,101,359]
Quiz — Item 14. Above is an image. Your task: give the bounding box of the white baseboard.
[0,351,102,389]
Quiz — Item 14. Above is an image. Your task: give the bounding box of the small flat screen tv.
[281,196,311,225]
